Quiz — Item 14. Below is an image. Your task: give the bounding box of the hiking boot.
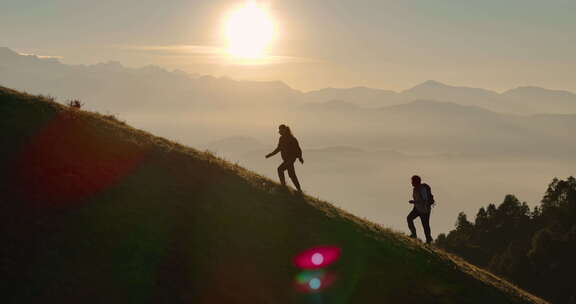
[409,234,417,239]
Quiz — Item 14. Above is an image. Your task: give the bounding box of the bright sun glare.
[224,1,275,60]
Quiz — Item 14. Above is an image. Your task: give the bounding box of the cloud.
[223,55,315,66]
[123,44,226,56]
[16,52,63,60]
[119,44,313,65]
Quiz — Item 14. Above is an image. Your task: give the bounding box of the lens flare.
[311,253,324,266]
[14,112,145,206]
[294,270,337,293]
[309,278,322,290]
[294,246,341,269]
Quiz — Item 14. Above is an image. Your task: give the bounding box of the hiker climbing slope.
[265,124,303,192]
[407,175,435,244]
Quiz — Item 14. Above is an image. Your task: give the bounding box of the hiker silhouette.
[265,124,303,192]
[407,175,434,244]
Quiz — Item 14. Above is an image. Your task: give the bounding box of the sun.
[224,1,275,59]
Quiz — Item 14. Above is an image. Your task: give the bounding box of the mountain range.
[2,47,576,115]
[2,46,575,160]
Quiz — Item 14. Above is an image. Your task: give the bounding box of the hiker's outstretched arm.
[266,141,281,158]
[266,148,279,158]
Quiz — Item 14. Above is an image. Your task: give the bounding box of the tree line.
[435,176,576,304]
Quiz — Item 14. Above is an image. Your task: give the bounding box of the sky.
[2,0,575,92]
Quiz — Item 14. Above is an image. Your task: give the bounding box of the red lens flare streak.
[293,245,341,269]
[14,113,146,206]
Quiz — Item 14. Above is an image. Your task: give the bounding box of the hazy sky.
[2,0,575,91]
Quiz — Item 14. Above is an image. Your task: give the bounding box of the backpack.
[422,183,435,207]
[285,135,302,159]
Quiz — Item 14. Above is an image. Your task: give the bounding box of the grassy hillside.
[0,86,547,304]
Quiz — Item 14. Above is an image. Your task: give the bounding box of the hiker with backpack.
[265,124,303,192]
[407,175,435,244]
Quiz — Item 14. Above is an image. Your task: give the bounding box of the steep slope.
[0,86,547,304]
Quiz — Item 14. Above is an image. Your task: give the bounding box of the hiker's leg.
[277,162,288,185]
[420,212,433,243]
[286,160,301,191]
[407,209,419,237]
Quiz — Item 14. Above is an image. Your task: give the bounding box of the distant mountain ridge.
[312,80,576,114]
[385,99,498,115]
[2,47,575,159]
[0,47,301,113]
[1,47,576,115]
[503,86,576,99]
[402,80,500,102]
[304,86,399,108]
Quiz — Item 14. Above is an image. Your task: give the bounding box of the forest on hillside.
[436,177,576,304]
